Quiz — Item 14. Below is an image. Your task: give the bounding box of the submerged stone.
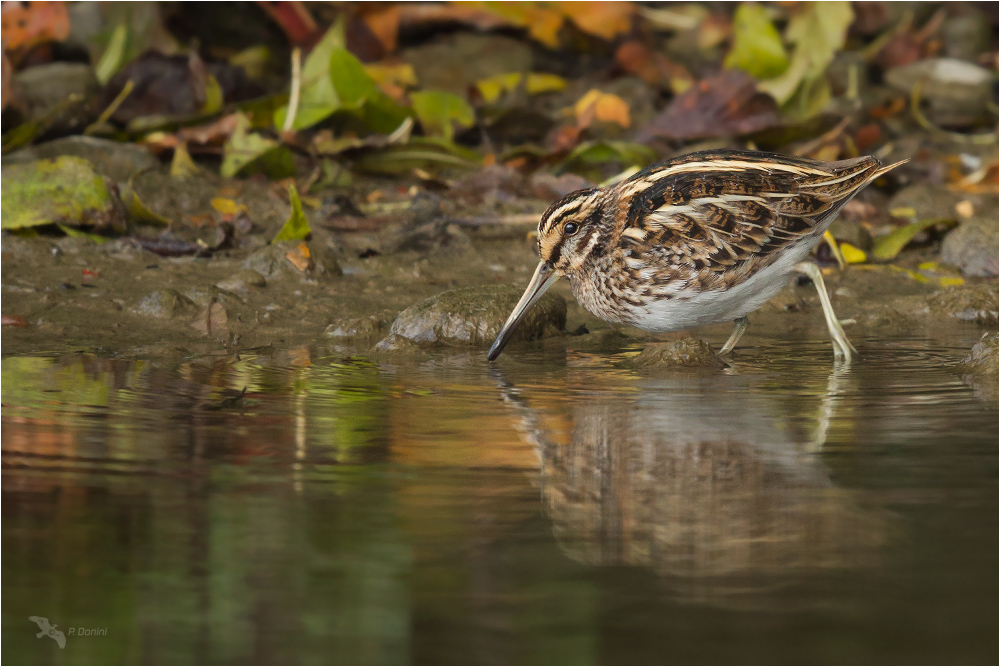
[628,338,723,368]
[957,332,999,402]
[325,315,386,340]
[131,289,197,319]
[382,284,566,348]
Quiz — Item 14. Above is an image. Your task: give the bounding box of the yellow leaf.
[211,198,248,216]
[475,72,567,103]
[170,143,200,179]
[839,242,867,264]
[366,62,417,90]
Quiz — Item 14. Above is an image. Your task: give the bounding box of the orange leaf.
[1,1,69,52]
[560,1,634,41]
[362,6,401,54]
[573,89,631,129]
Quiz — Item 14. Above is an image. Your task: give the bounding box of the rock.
[926,282,999,325]
[887,184,963,222]
[373,333,423,352]
[957,332,999,403]
[941,200,999,276]
[242,242,338,281]
[131,289,197,319]
[324,315,386,339]
[885,58,995,125]
[13,62,98,133]
[382,284,566,348]
[1,157,127,232]
[942,13,993,63]
[215,269,267,299]
[5,136,160,183]
[628,338,723,368]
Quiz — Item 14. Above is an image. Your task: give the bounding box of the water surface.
[3,332,996,664]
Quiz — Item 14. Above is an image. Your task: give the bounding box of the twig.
[282,47,302,134]
[84,80,134,135]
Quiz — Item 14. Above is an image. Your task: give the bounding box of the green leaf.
[273,23,346,130]
[329,48,376,109]
[272,184,311,243]
[410,91,475,141]
[870,218,955,262]
[221,114,295,179]
[758,2,853,108]
[95,23,129,85]
[354,139,480,175]
[58,224,109,244]
[353,89,414,134]
[724,4,788,79]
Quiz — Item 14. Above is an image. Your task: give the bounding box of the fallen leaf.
[758,2,853,108]
[255,0,319,46]
[724,3,788,79]
[574,89,631,129]
[614,41,693,92]
[329,47,377,109]
[636,70,779,142]
[560,1,634,41]
[840,242,867,264]
[273,24,345,130]
[410,90,475,141]
[366,62,417,100]
[1,1,69,53]
[475,72,567,104]
[361,6,401,54]
[169,142,200,178]
[1,315,28,327]
[272,183,311,243]
[285,241,313,272]
[211,198,248,216]
[870,218,956,261]
[221,114,295,179]
[191,302,228,337]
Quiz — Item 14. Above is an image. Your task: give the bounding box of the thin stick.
[85,80,134,134]
[283,47,302,134]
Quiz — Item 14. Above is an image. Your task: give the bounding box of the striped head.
[537,188,610,275]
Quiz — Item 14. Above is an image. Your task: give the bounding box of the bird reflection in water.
[493,363,892,606]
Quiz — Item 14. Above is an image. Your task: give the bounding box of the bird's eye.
[564,222,579,235]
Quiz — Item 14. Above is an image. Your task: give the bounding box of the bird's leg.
[793,261,857,363]
[719,316,749,356]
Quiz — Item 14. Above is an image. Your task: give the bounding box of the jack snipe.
[488,149,906,363]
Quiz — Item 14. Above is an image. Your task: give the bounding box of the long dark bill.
[487,261,558,361]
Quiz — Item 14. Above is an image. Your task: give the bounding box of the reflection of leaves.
[272,184,312,243]
[221,114,294,179]
[636,70,778,142]
[724,4,788,79]
[476,72,567,104]
[410,91,475,141]
[758,2,853,110]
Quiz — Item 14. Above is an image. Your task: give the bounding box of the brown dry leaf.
[561,1,634,41]
[950,162,999,194]
[191,302,228,337]
[614,41,693,92]
[955,200,975,218]
[574,89,631,129]
[635,70,778,142]
[361,6,401,54]
[178,113,241,145]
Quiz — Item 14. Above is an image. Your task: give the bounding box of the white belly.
[631,242,814,332]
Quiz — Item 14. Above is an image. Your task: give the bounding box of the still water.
[2,333,997,664]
